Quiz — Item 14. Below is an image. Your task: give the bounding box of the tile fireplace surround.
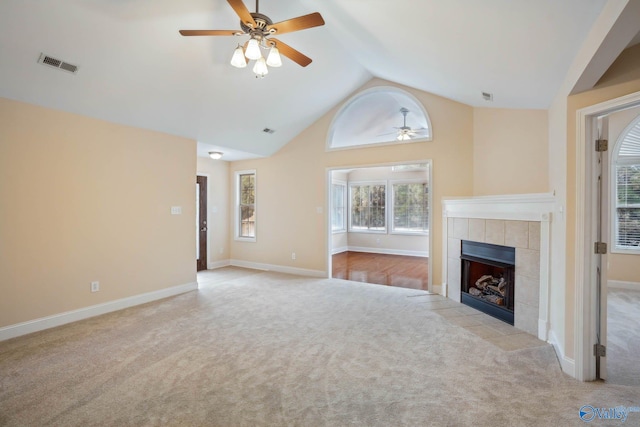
[442,194,555,340]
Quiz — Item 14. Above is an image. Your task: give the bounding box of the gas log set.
[468,274,507,306]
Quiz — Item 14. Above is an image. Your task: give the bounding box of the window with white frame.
[331,181,347,232]
[391,182,429,233]
[349,183,386,232]
[236,170,256,241]
[615,163,640,250]
[613,118,640,252]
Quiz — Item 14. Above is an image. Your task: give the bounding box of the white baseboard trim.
[548,329,575,378]
[331,246,349,255]
[0,281,198,342]
[608,280,640,290]
[347,246,429,258]
[230,259,326,278]
[207,260,231,270]
[538,319,549,342]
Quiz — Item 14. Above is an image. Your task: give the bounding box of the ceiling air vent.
[262,128,275,134]
[38,53,78,74]
[481,92,493,102]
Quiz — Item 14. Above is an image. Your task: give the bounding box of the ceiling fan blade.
[267,12,325,35]
[269,38,312,67]
[179,30,241,36]
[227,0,257,28]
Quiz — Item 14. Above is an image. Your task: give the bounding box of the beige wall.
[565,43,640,357]
[197,157,230,267]
[473,108,549,195]
[230,78,475,283]
[0,98,196,328]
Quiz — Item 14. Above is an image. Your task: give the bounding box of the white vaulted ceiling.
[0,0,623,160]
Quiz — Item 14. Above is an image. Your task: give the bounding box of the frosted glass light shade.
[266,46,282,67]
[230,45,247,68]
[253,57,269,77]
[208,151,223,160]
[245,38,262,60]
[397,133,411,141]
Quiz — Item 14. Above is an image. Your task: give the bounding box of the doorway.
[575,90,640,381]
[603,106,640,385]
[327,161,432,292]
[196,175,208,271]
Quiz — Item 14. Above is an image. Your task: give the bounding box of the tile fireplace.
[442,193,554,339]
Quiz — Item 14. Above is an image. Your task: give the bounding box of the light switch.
[171,206,182,215]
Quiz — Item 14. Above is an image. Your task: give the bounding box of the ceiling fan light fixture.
[230,45,247,68]
[179,1,325,77]
[253,56,269,77]
[397,133,411,141]
[245,38,262,60]
[266,46,282,67]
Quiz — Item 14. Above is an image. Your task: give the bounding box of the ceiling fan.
[381,108,429,141]
[179,0,325,77]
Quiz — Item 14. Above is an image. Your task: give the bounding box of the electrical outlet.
[90,281,100,292]
[291,252,296,260]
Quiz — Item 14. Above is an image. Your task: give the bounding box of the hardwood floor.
[332,251,429,290]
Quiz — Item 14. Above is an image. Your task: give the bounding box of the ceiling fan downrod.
[401,107,409,127]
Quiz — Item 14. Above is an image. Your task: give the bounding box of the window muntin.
[392,182,429,234]
[331,182,347,232]
[236,170,256,241]
[349,183,386,232]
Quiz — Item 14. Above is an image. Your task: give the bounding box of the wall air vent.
[262,128,275,134]
[38,53,78,74]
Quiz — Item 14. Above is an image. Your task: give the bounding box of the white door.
[595,116,610,379]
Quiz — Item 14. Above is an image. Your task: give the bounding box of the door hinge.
[594,343,607,357]
[594,242,607,254]
[595,139,608,152]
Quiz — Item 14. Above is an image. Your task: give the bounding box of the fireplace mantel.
[441,193,555,340]
[442,193,555,221]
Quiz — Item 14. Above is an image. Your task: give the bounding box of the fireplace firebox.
[460,240,515,325]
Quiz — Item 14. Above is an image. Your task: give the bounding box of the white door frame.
[574,90,640,381]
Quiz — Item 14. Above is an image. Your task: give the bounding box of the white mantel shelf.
[442,193,556,222]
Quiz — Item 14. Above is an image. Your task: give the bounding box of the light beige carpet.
[0,267,638,426]
[607,288,640,387]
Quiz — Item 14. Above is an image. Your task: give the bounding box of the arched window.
[612,115,640,252]
[327,86,432,151]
